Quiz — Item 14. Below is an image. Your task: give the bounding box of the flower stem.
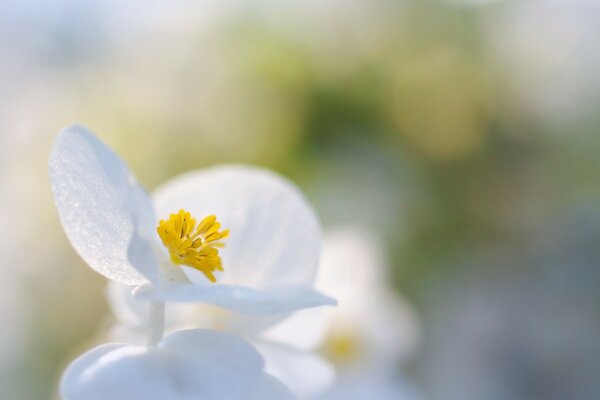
[147,301,165,347]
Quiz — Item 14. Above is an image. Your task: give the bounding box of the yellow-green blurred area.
[2,0,600,399]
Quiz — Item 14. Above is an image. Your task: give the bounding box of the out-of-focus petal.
[319,226,420,364]
[260,308,329,351]
[105,283,148,327]
[49,125,158,284]
[319,368,422,400]
[60,329,264,400]
[217,312,292,339]
[318,227,386,316]
[152,165,321,287]
[249,374,297,400]
[106,282,294,346]
[255,342,335,399]
[105,282,209,344]
[133,282,337,315]
[364,289,420,364]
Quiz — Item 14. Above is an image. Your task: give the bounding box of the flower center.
[322,331,363,365]
[157,210,229,283]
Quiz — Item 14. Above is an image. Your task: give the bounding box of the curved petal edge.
[133,282,337,315]
[49,124,158,284]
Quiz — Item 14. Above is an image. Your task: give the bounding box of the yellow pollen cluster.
[157,210,229,283]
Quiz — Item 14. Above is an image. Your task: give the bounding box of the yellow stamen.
[157,210,229,283]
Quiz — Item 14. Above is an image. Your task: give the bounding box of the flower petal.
[260,307,329,351]
[61,343,128,395]
[249,374,297,400]
[320,368,422,400]
[105,283,148,327]
[105,282,214,344]
[61,329,264,400]
[49,125,158,284]
[152,165,321,287]
[133,282,337,315]
[319,227,420,362]
[255,342,335,399]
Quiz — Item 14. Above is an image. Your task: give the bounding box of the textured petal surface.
[49,125,158,284]
[256,342,335,399]
[152,165,321,287]
[249,374,297,400]
[61,329,264,400]
[133,282,337,315]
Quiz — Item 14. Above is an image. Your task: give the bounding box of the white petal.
[133,282,337,315]
[260,307,329,351]
[318,227,420,362]
[61,329,264,400]
[105,282,212,344]
[108,282,306,340]
[255,342,335,399]
[107,283,299,346]
[105,283,148,327]
[320,369,422,400]
[61,343,128,394]
[363,289,420,364]
[217,312,293,339]
[248,374,297,400]
[152,165,321,287]
[318,227,387,313]
[49,125,158,284]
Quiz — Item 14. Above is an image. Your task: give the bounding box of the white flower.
[61,328,295,400]
[313,227,421,399]
[106,282,335,399]
[317,227,419,367]
[49,124,335,315]
[104,226,419,399]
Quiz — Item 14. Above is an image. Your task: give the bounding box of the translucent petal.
[49,125,158,284]
[133,282,337,315]
[152,165,321,287]
[60,329,264,400]
[256,342,335,399]
[249,374,297,400]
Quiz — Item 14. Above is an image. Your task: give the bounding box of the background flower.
[315,227,421,400]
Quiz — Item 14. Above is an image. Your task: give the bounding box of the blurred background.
[2,0,600,399]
